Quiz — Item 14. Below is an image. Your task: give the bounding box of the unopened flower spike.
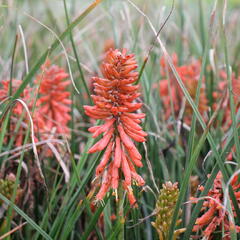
[84,48,147,206]
[152,182,185,240]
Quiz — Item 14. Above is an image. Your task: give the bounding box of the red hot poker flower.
[34,61,71,137]
[159,54,208,124]
[84,49,147,206]
[191,172,240,239]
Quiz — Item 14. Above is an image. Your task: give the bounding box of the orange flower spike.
[85,48,147,205]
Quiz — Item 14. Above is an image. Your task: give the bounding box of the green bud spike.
[152,182,185,240]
